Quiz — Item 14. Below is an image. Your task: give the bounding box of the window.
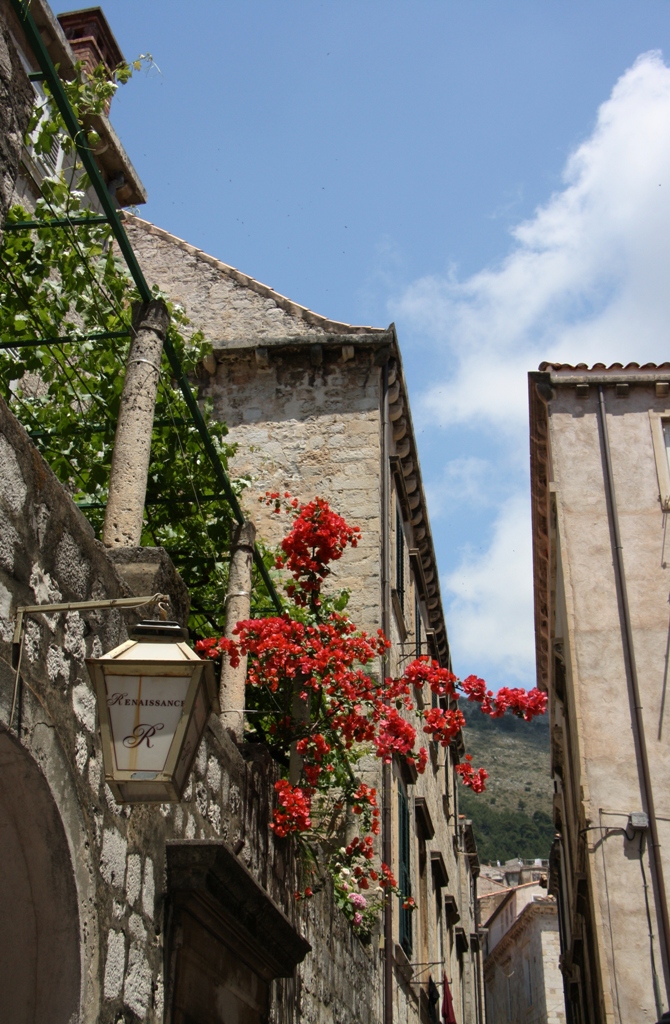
[26,82,64,179]
[398,782,412,956]
[649,412,670,510]
[395,504,405,615]
[415,592,422,660]
[523,954,533,1005]
[436,891,444,968]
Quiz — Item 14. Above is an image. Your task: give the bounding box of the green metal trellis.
[8,0,282,615]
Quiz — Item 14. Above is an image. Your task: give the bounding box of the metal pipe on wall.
[381,358,394,1024]
[597,384,670,1005]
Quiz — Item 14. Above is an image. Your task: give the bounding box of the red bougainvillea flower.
[265,494,361,604]
[198,494,546,911]
[270,780,312,837]
[455,754,489,793]
[422,707,466,747]
[194,635,240,668]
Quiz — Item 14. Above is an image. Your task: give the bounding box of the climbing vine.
[0,56,276,636]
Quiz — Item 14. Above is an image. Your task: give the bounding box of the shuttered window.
[398,782,412,956]
[396,504,405,615]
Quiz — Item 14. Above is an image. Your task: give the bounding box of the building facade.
[529,362,670,1023]
[482,882,564,1024]
[126,211,486,1024]
[0,2,486,1021]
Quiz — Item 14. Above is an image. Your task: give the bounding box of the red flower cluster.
[374,708,417,762]
[199,495,546,897]
[351,783,381,834]
[265,493,361,605]
[422,706,466,747]
[403,657,457,698]
[380,862,398,889]
[460,674,547,720]
[270,779,312,837]
[455,754,489,793]
[195,635,240,668]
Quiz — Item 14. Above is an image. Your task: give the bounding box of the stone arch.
[0,727,81,1023]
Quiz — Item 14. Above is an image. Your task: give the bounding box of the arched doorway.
[0,727,81,1023]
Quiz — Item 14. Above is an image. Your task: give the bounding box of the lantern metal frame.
[86,620,219,803]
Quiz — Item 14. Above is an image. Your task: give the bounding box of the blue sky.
[52,1,670,688]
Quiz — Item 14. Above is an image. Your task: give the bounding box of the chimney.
[57,7,124,90]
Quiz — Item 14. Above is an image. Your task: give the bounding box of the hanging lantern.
[86,620,219,803]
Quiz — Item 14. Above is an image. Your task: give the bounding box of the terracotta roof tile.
[539,360,670,373]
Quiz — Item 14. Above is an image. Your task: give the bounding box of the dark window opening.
[396,504,405,615]
[398,782,412,956]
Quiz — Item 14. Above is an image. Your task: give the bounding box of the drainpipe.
[381,358,394,1024]
[597,384,670,1004]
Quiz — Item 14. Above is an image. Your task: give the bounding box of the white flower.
[340,868,351,878]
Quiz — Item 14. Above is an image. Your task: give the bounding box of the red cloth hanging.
[442,971,457,1024]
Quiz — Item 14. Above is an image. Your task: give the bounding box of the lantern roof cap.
[131,619,189,642]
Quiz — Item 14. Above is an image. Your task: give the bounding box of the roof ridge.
[539,360,670,373]
[121,213,386,337]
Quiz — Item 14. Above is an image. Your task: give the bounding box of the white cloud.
[424,456,493,519]
[396,52,670,686]
[443,493,534,685]
[395,51,670,436]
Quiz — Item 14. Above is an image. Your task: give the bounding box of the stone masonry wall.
[202,346,383,633]
[125,215,382,343]
[0,395,380,1024]
[0,0,34,236]
[121,213,481,1023]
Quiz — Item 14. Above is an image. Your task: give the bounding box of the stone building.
[125,211,486,1024]
[529,361,670,1023]
[0,2,485,1022]
[482,882,564,1024]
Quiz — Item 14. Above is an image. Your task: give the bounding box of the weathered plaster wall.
[547,383,670,1020]
[0,395,380,1024]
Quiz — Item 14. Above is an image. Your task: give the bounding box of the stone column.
[103,300,169,548]
[220,520,255,740]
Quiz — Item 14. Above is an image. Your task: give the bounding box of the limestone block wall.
[484,901,563,1024]
[201,345,383,632]
[0,395,380,1024]
[125,215,385,344]
[120,211,476,1022]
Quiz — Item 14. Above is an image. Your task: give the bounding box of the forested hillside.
[457,699,555,864]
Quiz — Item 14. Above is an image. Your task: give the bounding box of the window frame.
[649,410,670,510]
[398,780,413,957]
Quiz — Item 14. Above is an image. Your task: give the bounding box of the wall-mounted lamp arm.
[8,593,169,733]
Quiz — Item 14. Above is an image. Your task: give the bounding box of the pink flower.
[349,892,367,909]
[353,912,363,926]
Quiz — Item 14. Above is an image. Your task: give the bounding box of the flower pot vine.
[197,493,547,939]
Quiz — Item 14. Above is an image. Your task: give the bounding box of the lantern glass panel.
[105,670,193,774]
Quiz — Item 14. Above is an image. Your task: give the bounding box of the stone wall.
[126,212,483,1024]
[0,394,380,1024]
[484,900,563,1024]
[0,0,33,236]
